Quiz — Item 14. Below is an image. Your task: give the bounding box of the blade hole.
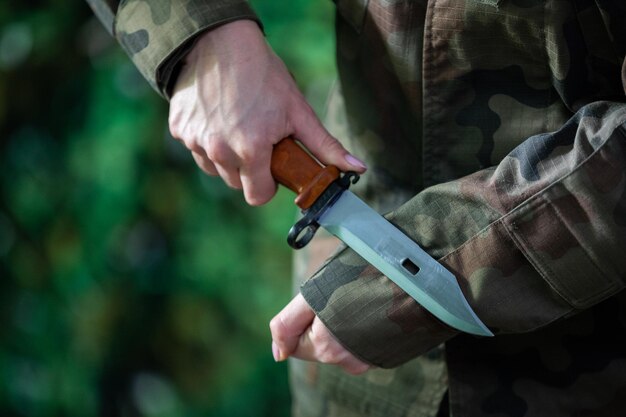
[402,258,420,275]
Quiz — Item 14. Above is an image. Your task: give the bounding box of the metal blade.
[318,191,493,337]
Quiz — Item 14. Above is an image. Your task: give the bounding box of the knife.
[270,137,493,337]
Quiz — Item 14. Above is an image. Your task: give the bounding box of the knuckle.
[206,140,230,164]
[184,137,202,153]
[167,110,185,140]
[237,146,257,165]
[308,325,324,345]
[311,332,338,364]
[319,133,343,152]
[269,316,285,339]
[232,135,262,165]
[168,120,181,140]
[318,345,340,365]
[168,123,198,152]
[179,141,200,156]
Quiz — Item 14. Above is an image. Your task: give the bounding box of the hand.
[269,293,371,375]
[169,20,367,206]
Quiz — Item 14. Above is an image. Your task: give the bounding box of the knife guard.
[286,171,359,248]
[270,137,359,249]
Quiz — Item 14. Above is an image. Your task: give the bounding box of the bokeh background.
[0,2,336,416]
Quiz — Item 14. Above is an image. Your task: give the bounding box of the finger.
[239,148,277,206]
[269,293,315,360]
[214,163,243,190]
[338,355,371,375]
[191,150,219,176]
[293,317,371,375]
[201,138,244,189]
[292,102,367,173]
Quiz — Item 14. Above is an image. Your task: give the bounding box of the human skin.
[270,293,371,374]
[168,20,367,205]
[168,20,370,373]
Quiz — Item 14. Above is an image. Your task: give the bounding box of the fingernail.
[345,154,367,170]
[272,341,281,362]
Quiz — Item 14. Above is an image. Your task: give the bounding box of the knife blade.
[271,137,493,337]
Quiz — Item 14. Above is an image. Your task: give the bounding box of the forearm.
[301,100,626,368]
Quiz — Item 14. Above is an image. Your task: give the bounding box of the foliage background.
[0,1,336,416]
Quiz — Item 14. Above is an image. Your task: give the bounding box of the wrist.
[184,19,266,65]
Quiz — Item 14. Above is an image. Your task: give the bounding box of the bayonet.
[271,137,493,337]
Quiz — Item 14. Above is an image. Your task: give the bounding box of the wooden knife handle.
[271,137,340,209]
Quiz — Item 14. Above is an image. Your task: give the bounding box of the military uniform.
[88,0,626,416]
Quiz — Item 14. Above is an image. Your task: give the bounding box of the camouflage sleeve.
[85,0,261,98]
[301,100,626,368]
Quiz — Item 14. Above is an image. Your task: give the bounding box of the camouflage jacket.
[85,0,261,97]
[89,0,626,416]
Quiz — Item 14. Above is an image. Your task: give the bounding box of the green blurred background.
[0,2,336,416]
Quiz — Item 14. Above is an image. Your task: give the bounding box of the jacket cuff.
[114,0,262,99]
[300,246,457,368]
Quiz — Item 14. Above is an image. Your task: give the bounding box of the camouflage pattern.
[290,231,450,417]
[88,0,626,415]
[85,0,261,97]
[295,0,626,416]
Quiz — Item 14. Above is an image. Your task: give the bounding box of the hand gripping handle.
[270,137,358,248]
[270,137,340,209]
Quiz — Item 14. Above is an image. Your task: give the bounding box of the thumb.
[269,293,316,361]
[292,105,367,173]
